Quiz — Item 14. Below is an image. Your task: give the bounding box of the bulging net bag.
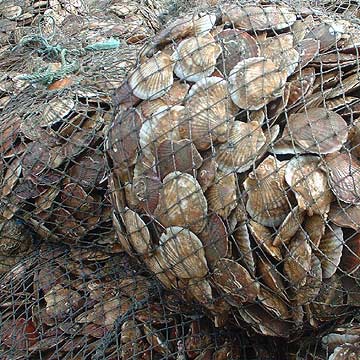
[0,0,165,271]
[107,0,360,358]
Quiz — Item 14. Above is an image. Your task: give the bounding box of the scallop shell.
[273,206,306,247]
[128,52,174,100]
[233,221,256,276]
[154,171,207,234]
[283,229,312,288]
[215,29,260,76]
[303,214,326,248]
[329,202,360,231]
[205,171,237,219]
[156,139,203,179]
[153,13,216,46]
[229,57,287,110]
[318,225,344,279]
[172,33,222,82]
[144,255,177,289]
[248,220,282,261]
[285,155,333,216]
[328,344,360,360]
[295,39,320,69]
[324,152,360,205]
[212,258,260,305]
[1,158,21,197]
[261,34,300,77]
[196,157,217,192]
[198,213,228,269]
[287,67,316,107]
[340,234,360,275]
[139,105,184,163]
[187,278,214,307]
[244,156,291,227]
[258,288,290,320]
[158,226,208,279]
[216,120,266,174]
[180,77,234,151]
[123,208,152,255]
[286,109,348,154]
[222,5,296,31]
[41,97,74,126]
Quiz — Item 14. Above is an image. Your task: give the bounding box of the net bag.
[0,242,262,359]
[0,0,164,271]
[107,0,360,349]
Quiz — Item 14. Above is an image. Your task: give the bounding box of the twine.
[13,15,120,86]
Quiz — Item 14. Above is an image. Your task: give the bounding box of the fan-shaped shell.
[128,52,174,100]
[273,206,305,247]
[324,152,360,205]
[212,258,260,305]
[303,214,325,248]
[172,33,222,82]
[248,220,282,261]
[283,229,312,288]
[215,29,260,76]
[222,5,297,31]
[216,120,266,174]
[258,288,290,320]
[229,57,287,110]
[285,155,333,216]
[196,157,217,192]
[286,109,348,154]
[123,208,152,255]
[244,156,290,227]
[205,171,237,219]
[154,171,207,234]
[261,34,299,77]
[42,97,74,126]
[139,105,184,163]
[318,225,344,279]
[158,226,208,279]
[180,77,234,150]
[340,234,360,275]
[287,67,316,107]
[329,202,360,231]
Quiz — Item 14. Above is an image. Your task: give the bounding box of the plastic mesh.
[107,0,360,358]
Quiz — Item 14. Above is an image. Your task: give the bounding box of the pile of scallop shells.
[108,2,360,340]
[0,243,258,360]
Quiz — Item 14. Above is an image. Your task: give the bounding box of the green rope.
[13,15,121,86]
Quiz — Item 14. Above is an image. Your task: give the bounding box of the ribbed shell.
[285,155,333,216]
[329,202,360,231]
[244,156,290,227]
[303,214,325,248]
[286,108,348,154]
[229,57,287,110]
[180,77,234,150]
[129,52,174,100]
[158,226,208,279]
[324,152,360,205]
[340,234,360,274]
[258,288,290,320]
[216,120,266,174]
[261,34,300,76]
[205,171,237,219]
[123,208,151,255]
[154,171,207,234]
[41,97,74,126]
[172,33,222,82]
[318,225,344,279]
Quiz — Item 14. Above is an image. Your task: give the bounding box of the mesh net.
[107,0,360,358]
[1,0,360,359]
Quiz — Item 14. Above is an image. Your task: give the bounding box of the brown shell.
[340,234,360,275]
[128,52,174,100]
[180,77,234,151]
[229,57,287,110]
[303,214,326,248]
[285,155,333,216]
[216,120,266,174]
[158,226,208,279]
[244,156,291,227]
[273,206,306,247]
[41,97,74,126]
[257,288,291,320]
[215,29,260,76]
[324,152,360,205]
[196,157,217,192]
[172,33,222,82]
[329,202,360,231]
[318,225,344,279]
[286,108,348,154]
[222,5,296,31]
[295,39,320,69]
[287,67,316,107]
[154,171,207,234]
[205,171,237,219]
[212,258,260,305]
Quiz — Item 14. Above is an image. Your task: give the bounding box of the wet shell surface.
[228,57,287,110]
[158,226,208,279]
[172,33,222,82]
[154,171,207,234]
[128,52,174,100]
